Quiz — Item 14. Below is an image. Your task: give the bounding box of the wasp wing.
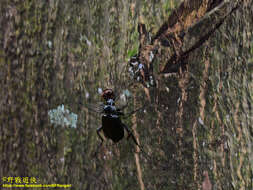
[84,102,104,114]
[114,88,132,111]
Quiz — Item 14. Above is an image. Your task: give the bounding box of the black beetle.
[96,89,139,147]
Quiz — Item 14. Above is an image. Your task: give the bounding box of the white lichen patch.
[48,104,78,128]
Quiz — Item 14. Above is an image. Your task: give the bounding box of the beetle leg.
[96,126,104,143]
[122,123,131,138]
[94,127,104,157]
[122,124,139,146]
[129,133,140,147]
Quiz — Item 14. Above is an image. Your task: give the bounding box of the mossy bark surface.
[0,0,252,189]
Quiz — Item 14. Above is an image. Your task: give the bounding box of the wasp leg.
[122,123,139,146]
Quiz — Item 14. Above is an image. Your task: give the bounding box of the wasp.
[96,89,139,147]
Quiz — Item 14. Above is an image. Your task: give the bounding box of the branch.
[162,0,241,73]
[128,0,242,86]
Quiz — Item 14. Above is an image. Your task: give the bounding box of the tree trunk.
[0,0,252,189]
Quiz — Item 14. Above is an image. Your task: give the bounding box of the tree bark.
[134,0,242,81]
